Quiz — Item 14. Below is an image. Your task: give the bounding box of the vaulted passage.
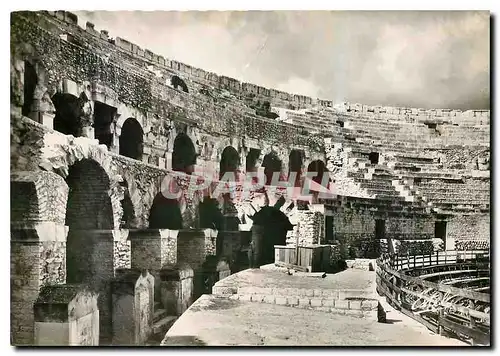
[65,159,114,283]
[307,160,328,186]
[262,151,282,186]
[369,152,379,165]
[172,132,197,174]
[22,61,37,117]
[219,146,240,180]
[94,101,117,149]
[52,93,82,137]
[288,149,304,186]
[119,118,144,160]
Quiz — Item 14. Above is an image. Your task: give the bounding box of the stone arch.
[22,61,38,117]
[119,118,144,160]
[219,146,240,180]
[307,160,329,186]
[289,149,304,186]
[171,75,189,93]
[11,171,69,225]
[172,132,197,174]
[261,151,282,186]
[64,159,114,283]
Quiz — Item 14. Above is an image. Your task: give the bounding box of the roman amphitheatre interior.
[10,10,490,347]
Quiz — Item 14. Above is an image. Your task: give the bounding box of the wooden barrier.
[274,245,330,272]
[376,252,490,346]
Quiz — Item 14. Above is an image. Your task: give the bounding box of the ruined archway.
[22,61,37,117]
[219,146,240,180]
[52,93,83,137]
[65,159,114,284]
[119,118,144,160]
[262,151,282,186]
[172,132,197,174]
[288,149,304,186]
[307,160,329,186]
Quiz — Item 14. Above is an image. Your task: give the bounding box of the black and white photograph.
[8,4,492,347]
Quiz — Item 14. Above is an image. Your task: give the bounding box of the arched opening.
[171,75,189,93]
[119,118,144,160]
[22,61,37,117]
[52,93,83,137]
[307,160,329,186]
[219,146,240,180]
[262,151,282,186]
[369,152,379,165]
[288,149,304,186]
[246,149,261,173]
[94,101,117,149]
[148,192,183,229]
[172,132,197,175]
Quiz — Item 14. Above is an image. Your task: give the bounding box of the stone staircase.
[213,284,381,320]
[146,301,178,345]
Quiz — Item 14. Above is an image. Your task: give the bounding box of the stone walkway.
[161,267,467,346]
[162,294,466,346]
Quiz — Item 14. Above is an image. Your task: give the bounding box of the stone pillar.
[159,264,194,316]
[111,269,154,345]
[11,171,69,346]
[129,229,178,270]
[34,285,99,346]
[129,229,178,301]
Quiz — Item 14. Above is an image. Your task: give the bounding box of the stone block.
[34,285,99,346]
[239,294,252,302]
[334,300,349,309]
[263,295,275,304]
[287,296,299,306]
[349,300,362,310]
[275,297,287,305]
[251,294,264,302]
[310,298,322,307]
[298,298,310,307]
[322,298,335,307]
[159,263,194,316]
[361,299,378,310]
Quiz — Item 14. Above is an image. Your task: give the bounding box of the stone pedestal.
[34,284,99,346]
[159,264,194,316]
[111,269,155,345]
[196,256,231,298]
[11,222,68,345]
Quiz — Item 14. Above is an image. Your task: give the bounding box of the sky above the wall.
[75,10,490,110]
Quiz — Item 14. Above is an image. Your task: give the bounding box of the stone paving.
[162,294,466,346]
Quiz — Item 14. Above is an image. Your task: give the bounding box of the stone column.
[34,285,99,346]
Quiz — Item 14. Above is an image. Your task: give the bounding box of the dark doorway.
[52,93,82,137]
[22,62,37,117]
[171,76,189,93]
[172,132,197,174]
[289,150,303,186]
[435,221,447,239]
[219,146,240,180]
[325,215,334,243]
[119,118,144,160]
[261,152,282,185]
[94,101,117,149]
[369,152,380,165]
[375,220,385,239]
[307,160,329,187]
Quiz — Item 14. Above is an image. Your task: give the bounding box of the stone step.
[229,294,380,320]
[152,315,177,336]
[153,308,168,322]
